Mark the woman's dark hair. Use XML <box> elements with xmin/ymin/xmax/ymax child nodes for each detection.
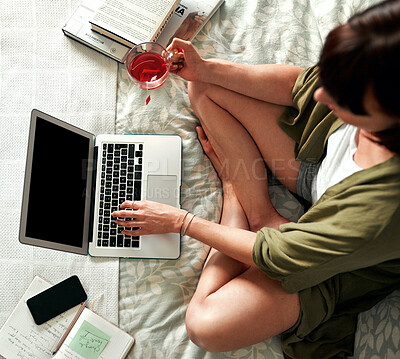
<box><xmin>318</xmin><ymin>0</ymin><xmax>400</xmax><ymax>154</ymax></box>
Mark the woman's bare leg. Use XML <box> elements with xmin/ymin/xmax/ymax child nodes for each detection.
<box><xmin>188</xmin><ymin>81</ymin><xmax>300</xmax><ymax>231</ymax></box>
<box><xmin>186</xmin><ymin>128</ymin><xmax>300</xmax><ymax>352</ymax></box>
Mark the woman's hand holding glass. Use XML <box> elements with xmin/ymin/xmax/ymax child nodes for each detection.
<box><xmin>167</xmin><ymin>39</ymin><xmax>206</xmax><ymax>82</ymax></box>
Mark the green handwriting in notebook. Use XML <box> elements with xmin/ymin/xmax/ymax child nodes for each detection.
<box><xmin>69</xmin><ymin>320</ymin><xmax>110</xmax><ymax>359</ymax></box>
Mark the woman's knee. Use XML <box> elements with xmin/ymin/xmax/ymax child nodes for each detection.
<box><xmin>185</xmin><ymin>300</ymin><xmax>226</xmax><ymax>352</ymax></box>
<box><xmin>185</xmin><ymin>268</ymin><xmax>301</xmax><ymax>352</ymax></box>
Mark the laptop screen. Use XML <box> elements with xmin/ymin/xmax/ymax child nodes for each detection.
<box><xmin>20</xmin><ymin>110</ymin><xmax>94</xmax><ymax>254</ymax></box>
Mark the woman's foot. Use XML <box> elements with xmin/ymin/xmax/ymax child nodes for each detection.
<box><xmin>196</xmin><ymin>126</ymin><xmax>249</xmax><ymax>230</ymax></box>
<box><xmin>196</xmin><ymin>126</ymin><xmax>288</xmax><ymax>231</ymax></box>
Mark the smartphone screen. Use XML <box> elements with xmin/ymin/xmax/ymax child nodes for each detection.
<box><xmin>26</xmin><ymin>275</ymin><xmax>87</xmax><ymax>325</ymax></box>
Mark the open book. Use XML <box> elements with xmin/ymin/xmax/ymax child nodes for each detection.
<box><xmin>157</xmin><ymin>0</ymin><xmax>225</xmax><ymax>48</ymax></box>
<box><xmin>63</xmin><ymin>0</ymin><xmax>224</xmax><ymax>62</ymax></box>
<box><xmin>90</xmin><ymin>0</ymin><xmax>180</xmax><ymax>47</ymax></box>
<box><xmin>0</xmin><ymin>276</ymin><xmax>134</xmax><ymax>359</ymax></box>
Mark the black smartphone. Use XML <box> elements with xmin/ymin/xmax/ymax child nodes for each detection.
<box><xmin>26</xmin><ymin>275</ymin><xmax>87</xmax><ymax>325</ymax></box>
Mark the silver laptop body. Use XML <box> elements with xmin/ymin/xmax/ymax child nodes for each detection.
<box><xmin>19</xmin><ymin>109</ymin><xmax>181</xmax><ymax>259</ymax></box>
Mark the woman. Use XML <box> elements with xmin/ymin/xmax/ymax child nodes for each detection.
<box><xmin>113</xmin><ymin>0</ymin><xmax>400</xmax><ymax>357</ymax></box>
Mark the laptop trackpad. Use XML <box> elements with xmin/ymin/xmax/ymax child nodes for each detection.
<box><xmin>147</xmin><ymin>175</ymin><xmax>178</xmax><ymax>206</ymax></box>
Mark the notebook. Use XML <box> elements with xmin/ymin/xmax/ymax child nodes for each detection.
<box><xmin>19</xmin><ymin>109</ymin><xmax>181</xmax><ymax>259</ymax></box>
<box><xmin>0</xmin><ymin>276</ymin><xmax>135</xmax><ymax>359</ymax></box>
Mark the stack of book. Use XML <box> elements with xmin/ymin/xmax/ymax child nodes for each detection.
<box><xmin>63</xmin><ymin>0</ymin><xmax>225</xmax><ymax>63</ymax></box>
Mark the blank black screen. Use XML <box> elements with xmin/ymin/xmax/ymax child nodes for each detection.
<box><xmin>25</xmin><ymin>117</ymin><xmax>90</xmax><ymax>247</ymax></box>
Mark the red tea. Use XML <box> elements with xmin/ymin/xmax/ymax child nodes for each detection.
<box><xmin>128</xmin><ymin>52</ymin><xmax>168</xmax><ymax>85</ymax></box>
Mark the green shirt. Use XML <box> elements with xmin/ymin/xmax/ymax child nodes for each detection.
<box><xmin>252</xmin><ymin>66</ymin><xmax>400</xmax><ymax>358</ymax></box>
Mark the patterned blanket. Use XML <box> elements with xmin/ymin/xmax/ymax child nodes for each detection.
<box><xmin>115</xmin><ymin>0</ymin><xmax>400</xmax><ymax>358</ymax></box>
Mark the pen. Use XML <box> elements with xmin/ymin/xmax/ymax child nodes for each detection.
<box><xmin>52</xmin><ymin>302</ymin><xmax>86</xmax><ymax>355</ymax></box>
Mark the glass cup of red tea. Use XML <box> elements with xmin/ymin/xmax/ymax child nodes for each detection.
<box><xmin>125</xmin><ymin>42</ymin><xmax>173</xmax><ymax>90</ymax></box>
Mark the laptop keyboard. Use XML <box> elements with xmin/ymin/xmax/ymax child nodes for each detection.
<box><xmin>97</xmin><ymin>142</ymin><xmax>143</xmax><ymax>249</ymax></box>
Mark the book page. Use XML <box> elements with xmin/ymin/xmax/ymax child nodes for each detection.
<box><xmin>157</xmin><ymin>0</ymin><xmax>224</xmax><ymax>47</ymax></box>
<box><xmin>0</xmin><ymin>277</ymin><xmax>81</xmax><ymax>359</ymax></box>
<box><xmin>54</xmin><ymin>308</ymin><xmax>134</xmax><ymax>359</ymax></box>
<box><xmin>92</xmin><ymin>0</ymin><xmax>176</xmax><ymax>43</ymax></box>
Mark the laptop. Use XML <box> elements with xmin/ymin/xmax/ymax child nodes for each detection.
<box><xmin>19</xmin><ymin>109</ymin><xmax>181</xmax><ymax>259</ymax></box>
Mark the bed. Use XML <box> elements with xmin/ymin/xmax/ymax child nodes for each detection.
<box><xmin>1</xmin><ymin>0</ymin><xmax>399</xmax><ymax>358</ymax></box>
<box><xmin>116</xmin><ymin>0</ymin><xmax>400</xmax><ymax>358</ymax></box>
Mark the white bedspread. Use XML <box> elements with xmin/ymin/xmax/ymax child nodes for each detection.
<box><xmin>2</xmin><ymin>0</ymin><xmax>399</xmax><ymax>358</ymax></box>
<box><xmin>0</xmin><ymin>0</ymin><xmax>120</xmax><ymax>326</ymax></box>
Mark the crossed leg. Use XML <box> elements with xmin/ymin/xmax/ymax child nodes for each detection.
<box><xmin>185</xmin><ymin>127</ymin><xmax>300</xmax><ymax>352</ymax></box>
<box><xmin>185</xmin><ymin>80</ymin><xmax>302</xmax><ymax>351</ymax></box>
<box><xmin>188</xmin><ymin>81</ymin><xmax>300</xmax><ymax>231</ymax></box>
